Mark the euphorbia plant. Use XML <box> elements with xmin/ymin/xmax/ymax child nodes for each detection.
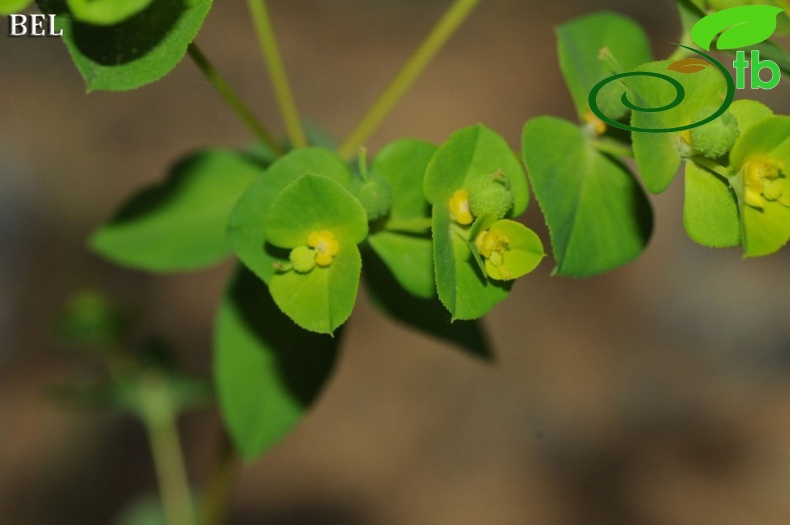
<box><xmin>4</xmin><ymin>0</ymin><xmax>790</xmax><ymax>523</ymax></box>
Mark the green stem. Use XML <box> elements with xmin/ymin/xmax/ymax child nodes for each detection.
<box><xmin>246</xmin><ymin>0</ymin><xmax>307</xmax><ymax>148</ymax></box>
<box><xmin>197</xmin><ymin>432</ymin><xmax>239</xmax><ymax>525</ymax></box>
<box><xmin>692</xmin><ymin>155</ymin><xmax>731</xmax><ymax>179</ymax></box>
<box><xmin>337</xmin><ymin>0</ymin><xmax>482</xmax><ymax>161</ymax></box>
<box><xmin>187</xmin><ymin>44</ymin><xmax>282</xmax><ymax>156</ymax></box>
<box><xmin>140</xmin><ymin>372</ymin><xmax>195</xmax><ymax>525</ymax></box>
<box><xmin>591</xmin><ymin>138</ymin><xmax>634</xmax><ymax>158</ymax></box>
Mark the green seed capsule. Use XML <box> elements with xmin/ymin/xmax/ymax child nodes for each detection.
<box><xmin>467</xmin><ymin>169</ymin><xmax>514</xmax><ymax>220</ymax></box>
<box><xmin>690</xmin><ymin>111</ymin><xmax>740</xmax><ymax>160</ymax></box>
<box><xmin>289</xmin><ymin>245</ymin><xmax>316</xmax><ymax>273</ymax></box>
<box><xmin>350</xmin><ymin>173</ymin><xmax>393</xmax><ymax>221</ymax></box>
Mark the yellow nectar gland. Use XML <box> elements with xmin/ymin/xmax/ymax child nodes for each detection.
<box><xmin>449</xmin><ymin>189</ymin><xmax>473</xmax><ymax>225</ymax></box>
<box><xmin>308</xmin><ymin>230</ymin><xmax>340</xmax><ymax>267</ymax></box>
<box><xmin>743</xmin><ymin>157</ymin><xmax>789</xmax><ymax>209</ymax></box>
<box><xmin>475</xmin><ymin>229</ymin><xmax>511</xmax><ymax>278</ymax></box>
<box><xmin>584</xmin><ymin>108</ymin><xmax>607</xmax><ymax>136</ymax></box>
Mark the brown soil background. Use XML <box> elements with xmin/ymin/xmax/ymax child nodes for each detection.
<box><xmin>2</xmin><ymin>1</ymin><xmax>790</xmax><ymax>524</ymax></box>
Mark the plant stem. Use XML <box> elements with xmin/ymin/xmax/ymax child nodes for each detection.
<box><xmin>141</xmin><ymin>372</ymin><xmax>196</xmax><ymax>525</ymax></box>
<box><xmin>246</xmin><ymin>0</ymin><xmax>307</xmax><ymax>148</ymax></box>
<box><xmin>337</xmin><ymin>0</ymin><xmax>482</xmax><ymax>161</ymax></box>
<box><xmin>692</xmin><ymin>155</ymin><xmax>731</xmax><ymax>179</ymax></box>
<box><xmin>187</xmin><ymin>44</ymin><xmax>282</xmax><ymax>156</ymax></box>
<box><xmin>197</xmin><ymin>432</ymin><xmax>239</xmax><ymax>525</ymax></box>
<box><xmin>592</xmin><ymin>138</ymin><xmax>634</xmax><ymax>158</ymax></box>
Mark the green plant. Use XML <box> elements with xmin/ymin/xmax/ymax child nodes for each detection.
<box><xmin>5</xmin><ymin>0</ymin><xmax>790</xmax><ymax>523</ymax></box>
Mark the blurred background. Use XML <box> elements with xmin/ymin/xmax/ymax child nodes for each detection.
<box><xmin>2</xmin><ymin>0</ymin><xmax>790</xmax><ymax>523</ymax></box>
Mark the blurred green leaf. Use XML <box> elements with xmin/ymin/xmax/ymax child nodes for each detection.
<box><xmin>0</xmin><ymin>0</ymin><xmax>32</xmax><ymax>14</ymax></box>
<box><xmin>556</xmin><ymin>12</ymin><xmax>652</xmax><ymax>119</ymax></box>
<box><xmin>215</xmin><ymin>267</ymin><xmax>339</xmax><ymax>461</ymax></box>
<box><xmin>90</xmin><ymin>150</ymin><xmax>260</xmax><ymax>273</ymax></box>
<box><xmin>56</xmin><ymin>290</ymin><xmax>128</xmax><ymax>349</ymax></box>
<box><xmin>522</xmin><ymin>116</ymin><xmax>653</xmax><ymax>277</ymax></box>
<box><xmin>66</xmin><ymin>0</ymin><xmax>154</xmax><ymax>25</ymax></box>
<box><xmin>37</xmin><ymin>0</ymin><xmax>213</xmax><ymax>92</ymax></box>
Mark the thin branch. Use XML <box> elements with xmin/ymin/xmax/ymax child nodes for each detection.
<box><xmin>337</xmin><ymin>0</ymin><xmax>482</xmax><ymax>161</ymax></box>
<box><xmin>188</xmin><ymin>44</ymin><xmax>282</xmax><ymax>156</ymax></box>
<box><xmin>246</xmin><ymin>0</ymin><xmax>307</xmax><ymax>148</ymax></box>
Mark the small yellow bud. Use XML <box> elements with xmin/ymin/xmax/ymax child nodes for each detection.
<box><xmin>449</xmin><ymin>189</ymin><xmax>473</xmax><ymax>225</ymax></box>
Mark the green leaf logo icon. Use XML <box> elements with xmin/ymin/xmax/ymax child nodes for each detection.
<box><xmin>692</xmin><ymin>5</ymin><xmax>784</xmax><ymax>51</ymax></box>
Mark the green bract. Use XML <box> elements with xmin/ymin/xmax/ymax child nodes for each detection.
<box><xmin>683</xmin><ymin>161</ymin><xmax>741</xmax><ymax>247</ymax></box>
<box><xmin>265</xmin><ymin>175</ymin><xmax>368</xmax><ymax>334</ymax></box>
<box><xmin>38</xmin><ymin>0</ymin><xmax>213</xmax><ymax>92</ymax></box>
<box><xmin>730</xmin><ymin>116</ymin><xmax>790</xmax><ymax>256</ymax></box>
<box><xmin>424</xmin><ymin>124</ymin><xmax>537</xmax><ymax>320</ymax></box>
<box><xmin>522</xmin><ymin>117</ymin><xmax>653</xmax><ymax>277</ymax></box>
<box><xmin>228</xmin><ymin>147</ymin><xmax>352</xmax><ymax>284</ymax></box>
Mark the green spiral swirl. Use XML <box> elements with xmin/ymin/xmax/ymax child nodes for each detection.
<box><xmin>587</xmin><ymin>45</ymin><xmax>736</xmax><ymax>134</ymax></box>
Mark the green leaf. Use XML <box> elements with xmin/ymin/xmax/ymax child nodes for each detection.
<box><xmin>629</xmin><ymin>61</ymin><xmax>730</xmax><ymax>193</ymax></box>
<box><xmin>368</xmin><ymin>233</ymin><xmax>434</xmax><ymax>299</ymax></box>
<box><xmin>265</xmin><ymin>175</ymin><xmax>368</xmax><ymax>334</ymax></box>
<box><xmin>693</xmin><ymin>4</ymin><xmax>785</xmax><ymax>50</ymax></box>
<box><xmin>556</xmin><ymin>11</ymin><xmax>652</xmax><ymax>119</ymax></box>
<box><xmin>522</xmin><ymin>116</ymin><xmax>653</xmax><ymax>277</ymax></box>
<box><xmin>0</xmin><ymin>0</ymin><xmax>32</xmax><ymax>14</ymax></box>
<box><xmin>90</xmin><ymin>150</ymin><xmax>260</xmax><ymax>272</ymax></box>
<box><xmin>215</xmin><ymin>267</ymin><xmax>338</xmax><ymax>462</ymax></box>
<box><xmin>363</xmin><ymin>248</ymin><xmax>492</xmax><ymax>361</ymax></box>
<box><xmin>424</xmin><ymin>124</ymin><xmax>529</xmax><ymax>217</ymax></box>
<box><xmin>66</xmin><ymin>0</ymin><xmax>154</xmax><ymax>25</ymax></box>
<box><xmin>730</xmin><ymin>116</ymin><xmax>790</xmax><ymax>256</ymax></box>
<box><xmin>228</xmin><ymin>147</ymin><xmax>352</xmax><ymax>285</ymax></box>
<box><xmin>431</xmin><ymin>205</ymin><xmax>510</xmax><ymax>320</ymax></box>
<box><xmin>683</xmin><ymin>161</ymin><xmax>741</xmax><ymax>247</ymax></box>
<box><xmin>37</xmin><ymin>0</ymin><xmax>213</xmax><ymax>92</ymax></box>
<box><xmin>368</xmin><ymin>139</ymin><xmax>437</xmax><ymax>298</ymax></box>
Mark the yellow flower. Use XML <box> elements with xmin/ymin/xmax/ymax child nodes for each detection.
<box><xmin>308</xmin><ymin>230</ymin><xmax>340</xmax><ymax>267</ymax></box>
<box><xmin>743</xmin><ymin>157</ymin><xmax>789</xmax><ymax>209</ymax></box>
